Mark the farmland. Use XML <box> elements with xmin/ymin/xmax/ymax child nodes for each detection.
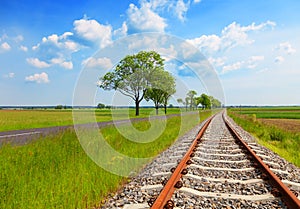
<box><xmin>0</xmin><ymin>108</ymin><xmax>182</xmax><ymax>132</ymax></box>
<box><xmin>0</xmin><ymin>109</ymin><xmax>213</xmax><ymax>208</ymax></box>
<box><xmin>228</xmin><ymin>107</ymin><xmax>300</xmax><ymax>166</ymax></box>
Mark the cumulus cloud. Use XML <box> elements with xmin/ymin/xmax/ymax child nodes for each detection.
<box><xmin>30</xmin><ymin>32</ymin><xmax>79</xmax><ymax>69</ymax></box>
<box><xmin>25</xmin><ymin>72</ymin><xmax>50</xmax><ymax>84</ymax></box>
<box><xmin>26</xmin><ymin>58</ymin><xmax>51</xmax><ymax>68</ymax></box>
<box><xmin>82</xmin><ymin>57</ymin><xmax>113</xmax><ymax>69</ymax></box>
<box><xmin>275</xmin><ymin>42</ymin><xmax>296</xmax><ymax>55</ymax></box>
<box><xmin>188</xmin><ymin>21</ymin><xmax>276</xmax><ymax>55</ymax></box>
<box><xmin>127</xmin><ymin>2</ymin><xmax>167</xmax><ymax>32</ymax></box>
<box><xmin>73</xmin><ymin>18</ymin><xmax>112</xmax><ymax>48</ymax></box>
<box><xmin>51</xmin><ymin>57</ymin><xmax>73</xmax><ymax>70</ymax></box>
<box><xmin>193</xmin><ymin>0</ymin><xmax>201</xmax><ymax>3</ymax></box>
<box><xmin>275</xmin><ymin>56</ymin><xmax>284</xmax><ymax>64</ymax></box>
<box><xmin>113</xmin><ymin>22</ymin><xmax>128</xmax><ymax>38</ymax></box>
<box><xmin>0</xmin><ymin>42</ymin><xmax>11</xmax><ymax>51</ymax></box>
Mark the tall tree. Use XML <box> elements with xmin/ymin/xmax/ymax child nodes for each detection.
<box><xmin>200</xmin><ymin>93</ymin><xmax>211</xmax><ymax>109</ymax></box>
<box><xmin>187</xmin><ymin>90</ymin><xmax>197</xmax><ymax>110</ymax></box>
<box><xmin>145</xmin><ymin>69</ymin><xmax>176</xmax><ymax>115</ymax></box>
<box><xmin>98</xmin><ymin>51</ymin><xmax>164</xmax><ymax>116</ymax></box>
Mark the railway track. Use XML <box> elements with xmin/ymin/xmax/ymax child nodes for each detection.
<box><xmin>102</xmin><ymin>111</ymin><xmax>300</xmax><ymax>209</ymax></box>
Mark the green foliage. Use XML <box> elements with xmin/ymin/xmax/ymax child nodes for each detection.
<box><xmin>187</xmin><ymin>90</ymin><xmax>197</xmax><ymax>110</ymax></box>
<box><xmin>144</xmin><ymin>69</ymin><xmax>176</xmax><ymax>114</ymax></box>
<box><xmin>54</xmin><ymin>105</ymin><xmax>63</xmax><ymax>109</ymax></box>
<box><xmin>97</xmin><ymin>103</ymin><xmax>106</xmax><ymax>109</ymax></box>
<box><xmin>99</xmin><ymin>51</ymin><xmax>165</xmax><ymax>116</ymax></box>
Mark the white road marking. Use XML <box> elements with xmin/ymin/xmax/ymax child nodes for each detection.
<box><xmin>0</xmin><ymin>131</ymin><xmax>41</xmax><ymax>138</ymax></box>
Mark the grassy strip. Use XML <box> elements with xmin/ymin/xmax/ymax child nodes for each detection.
<box><xmin>0</xmin><ymin>111</ymin><xmax>212</xmax><ymax>209</ymax></box>
<box><xmin>0</xmin><ymin>108</ymin><xmax>181</xmax><ymax>132</ymax></box>
<box><xmin>228</xmin><ymin>111</ymin><xmax>300</xmax><ymax>167</ymax></box>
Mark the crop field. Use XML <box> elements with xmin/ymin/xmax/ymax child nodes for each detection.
<box><xmin>0</xmin><ymin>109</ymin><xmax>213</xmax><ymax>209</ymax></box>
<box><xmin>228</xmin><ymin>107</ymin><xmax>300</xmax><ymax>166</ymax></box>
<box><xmin>232</xmin><ymin>106</ymin><xmax>300</xmax><ymax>119</ymax></box>
<box><xmin>0</xmin><ymin>108</ymin><xmax>182</xmax><ymax>132</ymax></box>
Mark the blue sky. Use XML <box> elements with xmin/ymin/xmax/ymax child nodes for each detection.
<box><xmin>0</xmin><ymin>0</ymin><xmax>299</xmax><ymax>106</ymax></box>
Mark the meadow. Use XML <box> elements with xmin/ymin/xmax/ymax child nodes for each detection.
<box><xmin>0</xmin><ymin>108</ymin><xmax>181</xmax><ymax>132</ymax></box>
<box><xmin>228</xmin><ymin>107</ymin><xmax>300</xmax><ymax>167</ymax></box>
<box><xmin>0</xmin><ymin>109</ymin><xmax>213</xmax><ymax>209</ymax></box>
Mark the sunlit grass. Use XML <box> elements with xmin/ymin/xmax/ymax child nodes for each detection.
<box><xmin>228</xmin><ymin>110</ymin><xmax>300</xmax><ymax>167</ymax></box>
<box><xmin>0</xmin><ymin>108</ymin><xmax>181</xmax><ymax>132</ymax></box>
<box><xmin>0</xmin><ymin>110</ymin><xmax>213</xmax><ymax>209</ymax></box>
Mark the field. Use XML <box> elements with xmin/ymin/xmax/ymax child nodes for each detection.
<box><xmin>0</xmin><ymin>109</ymin><xmax>214</xmax><ymax>208</ymax></box>
<box><xmin>0</xmin><ymin>108</ymin><xmax>182</xmax><ymax>132</ymax></box>
<box><xmin>228</xmin><ymin>107</ymin><xmax>300</xmax><ymax>166</ymax></box>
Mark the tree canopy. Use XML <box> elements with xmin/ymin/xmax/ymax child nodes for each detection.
<box><xmin>145</xmin><ymin>69</ymin><xmax>176</xmax><ymax>114</ymax></box>
<box><xmin>98</xmin><ymin>51</ymin><xmax>170</xmax><ymax>116</ymax></box>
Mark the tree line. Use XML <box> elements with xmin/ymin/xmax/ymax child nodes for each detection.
<box><xmin>98</xmin><ymin>51</ymin><xmax>221</xmax><ymax>116</ymax></box>
<box><xmin>177</xmin><ymin>90</ymin><xmax>221</xmax><ymax>111</ymax></box>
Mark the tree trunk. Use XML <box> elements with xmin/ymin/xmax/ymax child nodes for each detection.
<box><xmin>155</xmin><ymin>106</ymin><xmax>159</xmax><ymax>115</ymax></box>
<box><xmin>135</xmin><ymin>100</ymin><xmax>140</xmax><ymax>116</ymax></box>
<box><xmin>164</xmin><ymin>104</ymin><xmax>167</xmax><ymax>114</ymax></box>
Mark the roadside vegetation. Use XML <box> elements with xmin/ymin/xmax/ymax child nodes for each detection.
<box><xmin>0</xmin><ymin>108</ymin><xmax>181</xmax><ymax>132</ymax></box>
<box><xmin>0</xmin><ymin>110</ymin><xmax>213</xmax><ymax>209</ymax></box>
<box><xmin>228</xmin><ymin>107</ymin><xmax>300</xmax><ymax>167</ymax></box>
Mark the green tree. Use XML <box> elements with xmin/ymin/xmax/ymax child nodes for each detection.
<box><xmin>209</xmin><ymin>96</ymin><xmax>221</xmax><ymax>108</ymax></box>
<box><xmin>194</xmin><ymin>96</ymin><xmax>202</xmax><ymax>109</ymax></box>
<box><xmin>97</xmin><ymin>103</ymin><xmax>105</xmax><ymax>109</ymax></box>
<box><xmin>98</xmin><ymin>51</ymin><xmax>164</xmax><ymax>116</ymax></box>
<box><xmin>187</xmin><ymin>90</ymin><xmax>197</xmax><ymax>110</ymax></box>
<box><xmin>145</xmin><ymin>69</ymin><xmax>176</xmax><ymax>115</ymax></box>
<box><xmin>200</xmin><ymin>93</ymin><xmax>211</xmax><ymax>109</ymax></box>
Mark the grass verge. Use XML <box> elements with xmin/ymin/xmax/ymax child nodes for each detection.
<box><xmin>228</xmin><ymin>110</ymin><xmax>300</xmax><ymax>167</ymax></box>
<box><xmin>0</xmin><ymin>110</ymin><xmax>212</xmax><ymax>209</ymax></box>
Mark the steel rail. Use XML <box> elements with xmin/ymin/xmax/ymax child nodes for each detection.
<box><xmin>150</xmin><ymin>115</ymin><xmax>214</xmax><ymax>209</ymax></box>
<box><xmin>223</xmin><ymin>113</ymin><xmax>300</xmax><ymax>209</ymax></box>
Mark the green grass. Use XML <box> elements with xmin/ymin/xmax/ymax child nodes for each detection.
<box><xmin>228</xmin><ymin>110</ymin><xmax>300</xmax><ymax>167</ymax></box>
<box><xmin>0</xmin><ymin>110</ymin><xmax>213</xmax><ymax>209</ymax></box>
<box><xmin>0</xmin><ymin>108</ymin><xmax>181</xmax><ymax>132</ymax></box>
<box><xmin>229</xmin><ymin>107</ymin><xmax>300</xmax><ymax>119</ymax></box>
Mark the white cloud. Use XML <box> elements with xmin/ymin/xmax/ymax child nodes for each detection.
<box><xmin>113</xmin><ymin>22</ymin><xmax>128</xmax><ymax>38</ymax></box>
<box><xmin>51</xmin><ymin>58</ymin><xmax>73</xmax><ymax>70</ymax></box>
<box><xmin>0</xmin><ymin>42</ymin><xmax>11</xmax><ymax>51</ymax></box>
<box><xmin>73</xmin><ymin>18</ymin><xmax>112</xmax><ymax>48</ymax></box>
<box><xmin>19</xmin><ymin>45</ymin><xmax>28</xmax><ymax>52</ymax></box>
<box><xmin>82</xmin><ymin>57</ymin><xmax>113</xmax><ymax>69</ymax></box>
<box><xmin>222</xmin><ymin>61</ymin><xmax>244</xmax><ymax>74</ymax></box>
<box><xmin>208</xmin><ymin>57</ymin><xmax>227</xmax><ymax>67</ymax></box>
<box><xmin>175</xmin><ymin>0</ymin><xmax>190</xmax><ymax>22</ymax></box>
<box><xmin>275</xmin><ymin>42</ymin><xmax>296</xmax><ymax>55</ymax></box>
<box><xmin>221</xmin><ymin>55</ymin><xmax>265</xmax><ymax>74</ymax></box>
<box><xmin>25</xmin><ymin>72</ymin><xmax>50</xmax><ymax>84</ymax></box>
<box><xmin>26</xmin><ymin>58</ymin><xmax>51</xmax><ymax>68</ymax></box>
<box><xmin>127</xmin><ymin>3</ymin><xmax>167</xmax><ymax>32</ymax></box>
<box><xmin>193</xmin><ymin>0</ymin><xmax>201</xmax><ymax>3</ymax></box>
<box><xmin>275</xmin><ymin>56</ymin><xmax>284</xmax><ymax>64</ymax></box>
<box><xmin>188</xmin><ymin>21</ymin><xmax>276</xmax><ymax>55</ymax></box>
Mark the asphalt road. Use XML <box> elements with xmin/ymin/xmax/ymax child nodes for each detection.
<box><xmin>0</xmin><ymin>113</ymin><xmax>190</xmax><ymax>146</ymax></box>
